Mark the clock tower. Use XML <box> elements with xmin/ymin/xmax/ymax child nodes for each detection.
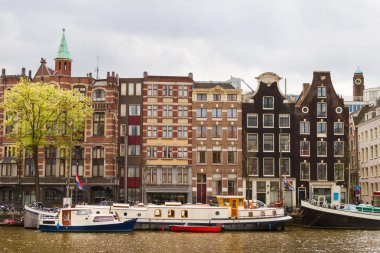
<box><xmin>353</xmin><ymin>67</ymin><xmax>364</xmax><ymax>101</ymax></box>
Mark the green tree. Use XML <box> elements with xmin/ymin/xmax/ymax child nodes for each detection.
<box><xmin>2</xmin><ymin>78</ymin><xmax>93</xmax><ymax>201</ymax></box>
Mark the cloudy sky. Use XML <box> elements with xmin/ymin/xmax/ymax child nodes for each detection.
<box><xmin>1</xmin><ymin>0</ymin><xmax>379</xmax><ymax>97</ymax></box>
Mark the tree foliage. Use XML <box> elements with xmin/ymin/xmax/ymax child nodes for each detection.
<box><xmin>2</xmin><ymin>78</ymin><xmax>93</xmax><ymax>200</ymax></box>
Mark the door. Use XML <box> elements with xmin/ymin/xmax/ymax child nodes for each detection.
<box><xmin>62</xmin><ymin>210</ymin><xmax>71</xmax><ymax>226</ymax></box>
<box><xmin>298</xmin><ymin>187</ymin><xmax>306</xmax><ymax>206</ymax></box>
<box><xmin>230</xmin><ymin>199</ymin><xmax>238</xmax><ymax>218</ymax></box>
<box><xmin>196</xmin><ymin>173</ymin><xmax>206</xmax><ymax>203</ymax></box>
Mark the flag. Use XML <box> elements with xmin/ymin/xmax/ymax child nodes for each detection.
<box><xmin>283</xmin><ymin>176</ymin><xmax>294</xmax><ymax>191</ymax></box>
<box><xmin>76</xmin><ymin>174</ymin><xmax>84</xmax><ymax>190</ymax></box>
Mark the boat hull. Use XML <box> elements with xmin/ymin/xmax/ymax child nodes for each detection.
<box><xmin>170</xmin><ymin>225</ymin><xmax>222</xmax><ymax>232</ymax></box>
<box><xmin>300</xmin><ymin>201</ymin><xmax>380</xmax><ymax>229</ymax></box>
<box><xmin>39</xmin><ymin>219</ymin><xmax>137</xmax><ymax>232</ymax></box>
<box><xmin>24</xmin><ymin>206</ymin><xmax>56</xmax><ymax>229</ymax></box>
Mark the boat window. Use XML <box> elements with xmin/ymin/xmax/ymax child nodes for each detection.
<box><xmin>215</xmin><ymin>211</ymin><xmax>220</xmax><ymax>216</ymax></box>
<box><xmin>154</xmin><ymin>209</ymin><xmax>162</xmax><ymax>217</ymax></box>
<box><xmin>168</xmin><ymin>209</ymin><xmax>175</xmax><ymax>218</ymax></box>
<box><xmin>260</xmin><ymin>211</ymin><xmax>265</xmax><ymax>217</ymax></box>
<box><xmin>181</xmin><ymin>210</ymin><xmax>188</xmax><ymax>218</ymax></box>
<box><xmin>76</xmin><ymin>210</ymin><xmax>88</xmax><ymax>215</ymax></box>
<box><xmin>124</xmin><ymin>212</ymin><xmax>128</xmax><ymax>217</ymax></box>
<box><xmin>248</xmin><ymin>212</ymin><xmax>253</xmax><ymax>217</ymax></box>
<box><xmin>239</xmin><ymin>199</ymin><xmax>243</xmax><ymax>206</ymax></box>
<box><xmin>93</xmin><ymin>216</ymin><xmax>114</xmax><ymax>222</ymax></box>
<box><xmin>272</xmin><ymin>210</ymin><xmax>277</xmax><ymax>216</ymax></box>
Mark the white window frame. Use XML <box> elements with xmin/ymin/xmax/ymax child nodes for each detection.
<box><xmin>247</xmin><ymin>113</ymin><xmax>258</xmax><ymax>128</ymax></box>
<box><xmin>263</xmin><ymin>157</ymin><xmax>274</xmax><ymax>176</ymax></box>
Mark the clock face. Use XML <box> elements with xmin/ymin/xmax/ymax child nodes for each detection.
<box><xmin>355</xmin><ymin>78</ymin><xmax>362</xmax><ymax>85</ymax></box>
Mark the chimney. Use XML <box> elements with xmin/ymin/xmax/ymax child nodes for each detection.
<box><xmin>89</xmin><ymin>72</ymin><xmax>92</xmax><ymax>78</ymax></box>
<box><xmin>112</xmin><ymin>71</ymin><xmax>115</xmax><ymax>77</ymax></box>
<box><xmin>303</xmin><ymin>83</ymin><xmax>310</xmax><ymax>94</ymax></box>
<box><xmin>21</xmin><ymin>67</ymin><xmax>26</xmax><ymax>76</ymax></box>
<box><xmin>28</xmin><ymin>70</ymin><xmax>32</xmax><ymax>78</ymax></box>
<box><xmin>1</xmin><ymin>68</ymin><xmax>5</xmax><ymax>76</ymax></box>
<box><xmin>143</xmin><ymin>71</ymin><xmax>148</xmax><ymax>78</ymax></box>
<box><xmin>107</xmin><ymin>72</ymin><xmax>110</xmax><ymax>78</ymax></box>
<box><xmin>188</xmin><ymin>72</ymin><xmax>193</xmax><ymax>79</ymax></box>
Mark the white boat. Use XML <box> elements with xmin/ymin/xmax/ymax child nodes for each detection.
<box><xmin>38</xmin><ymin>207</ymin><xmax>137</xmax><ymax>232</ymax></box>
<box><xmin>300</xmin><ymin>200</ymin><xmax>380</xmax><ymax>229</ymax></box>
<box><xmin>24</xmin><ymin>203</ymin><xmax>59</xmax><ymax>229</ymax></box>
<box><xmin>78</xmin><ymin>196</ymin><xmax>292</xmax><ymax>231</ymax></box>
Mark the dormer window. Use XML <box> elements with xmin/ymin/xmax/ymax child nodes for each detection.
<box><xmin>92</xmin><ymin>89</ymin><xmax>106</xmax><ymax>102</ymax></box>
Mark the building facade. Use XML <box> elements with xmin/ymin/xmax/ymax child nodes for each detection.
<box><xmin>295</xmin><ymin>71</ymin><xmax>349</xmax><ymax>205</ymax></box>
<box><xmin>142</xmin><ymin>73</ymin><xmax>193</xmax><ymax>204</ymax></box>
<box><xmin>192</xmin><ymin>82</ymin><xmax>243</xmax><ymax>203</ymax></box>
<box><xmin>242</xmin><ymin>72</ymin><xmax>296</xmax><ymax>207</ymax></box>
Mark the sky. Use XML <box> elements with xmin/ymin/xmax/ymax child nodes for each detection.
<box><xmin>1</xmin><ymin>0</ymin><xmax>380</xmax><ymax>97</ymax></box>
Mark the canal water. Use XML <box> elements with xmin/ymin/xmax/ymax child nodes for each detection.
<box><xmin>0</xmin><ymin>226</ymin><xmax>379</xmax><ymax>253</ymax></box>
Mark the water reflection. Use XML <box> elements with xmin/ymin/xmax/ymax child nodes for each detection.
<box><xmin>0</xmin><ymin>227</ymin><xmax>379</xmax><ymax>253</ymax></box>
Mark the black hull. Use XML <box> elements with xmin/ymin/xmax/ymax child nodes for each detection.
<box><xmin>301</xmin><ymin>202</ymin><xmax>380</xmax><ymax>229</ymax></box>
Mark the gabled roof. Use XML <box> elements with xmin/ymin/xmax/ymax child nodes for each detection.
<box><xmin>33</xmin><ymin>58</ymin><xmax>55</xmax><ymax>79</ymax></box>
<box><xmin>55</xmin><ymin>29</ymin><xmax>71</xmax><ymax>60</ymax></box>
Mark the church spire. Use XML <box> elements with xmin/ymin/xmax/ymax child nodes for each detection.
<box><xmin>56</xmin><ymin>28</ymin><xmax>72</xmax><ymax>60</ymax></box>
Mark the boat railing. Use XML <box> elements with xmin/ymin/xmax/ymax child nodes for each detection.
<box><xmin>39</xmin><ymin>213</ymin><xmax>58</xmax><ymax>221</ymax></box>
<box><xmin>308</xmin><ymin>200</ymin><xmax>380</xmax><ymax>215</ymax></box>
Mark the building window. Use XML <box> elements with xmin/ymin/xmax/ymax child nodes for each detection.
<box><xmin>162</xmin><ymin>85</ymin><xmax>173</xmax><ymax>96</ymax></box>
<box><xmin>145</xmin><ymin>167</ymin><xmax>157</xmax><ymax>183</ymax></box>
<box><xmin>71</xmin><ymin>146</ymin><xmax>84</xmax><ymax>177</ymax></box>
<box><xmin>196</xmin><ymin>125</ymin><xmax>207</xmax><ymax>139</ymax></box>
<box><xmin>227</xmin><ymin>108</ymin><xmax>237</xmax><ymax>119</ymax></box>
<box><xmin>212</xmin><ymin>147</ymin><xmax>222</xmax><ymax>164</ymax></box>
<box><xmin>129</xmin><ymin>105</ymin><xmax>140</xmax><ymax>116</ymax></box>
<box><xmin>247</xmin><ymin>133</ymin><xmax>258</xmax><ymax>151</ymax></box>
<box><xmin>147</xmin><ymin>126</ymin><xmax>157</xmax><ymax>137</ymax></box>
<box><xmin>163</xmin><ymin>105</ymin><xmax>173</xmax><ymax>117</ymax></box>
<box><xmin>120</xmin><ymin>124</ymin><xmax>126</xmax><ymax>136</ymax></box>
<box><xmin>228</xmin><ymin>147</ymin><xmax>237</xmax><ymax>164</ymax></box>
<box><xmin>128</xmin><ymin>166</ymin><xmax>139</xmax><ymax>178</ymax></box>
<box><xmin>197</xmin><ymin>108</ymin><xmax>207</xmax><ymax>118</ymax></box>
<box><xmin>317</xmin><ymin>163</ymin><xmax>327</xmax><ymax>181</ymax></box>
<box><xmin>178</xmin><ymin>106</ymin><xmax>188</xmax><ymax>117</ymax></box>
<box><xmin>73</xmin><ymin>85</ymin><xmax>86</xmax><ymax>96</ymax></box>
<box><xmin>162</xmin><ymin>146</ymin><xmax>173</xmax><ymax>159</ymax></box>
<box><xmin>128</xmin><ymin>145</ymin><xmax>140</xmax><ymax>156</ymax></box>
<box><xmin>93</xmin><ymin>112</ymin><xmax>105</xmax><ymax>136</ymax></box>
<box><xmin>120</xmin><ymin>144</ymin><xmax>125</xmax><ymax>157</ymax></box>
<box><xmin>334</xmin><ymin>141</ymin><xmax>344</xmax><ymax>157</ymax></box>
<box><xmin>227</xmin><ymin>125</ymin><xmax>237</xmax><ymax>139</ymax></box>
<box><xmin>263</xmin><ymin>134</ymin><xmax>274</xmax><ymax>152</ymax></box>
<box><xmin>263</xmin><ymin>114</ymin><xmax>274</xmax><ymax>128</ymax></box>
<box><xmin>0</xmin><ymin>163</ymin><xmax>17</xmax><ymax>177</ymax></box>
<box><xmin>120</xmin><ymin>104</ymin><xmax>127</xmax><ymax>117</ymax></box>
<box><xmin>162</xmin><ymin>126</ymin><xmax>173</xmax><ymax>138</ymax></box>
<box><xmin>317</xmin><ymin>102</ymin><xmax>327</xmax><ymax>118</ymax></box>
<box><xmin>228</xmin><ymin>174</ymin><xmax>237</xmax><ymax>195</ymax></box>
<box><xmin>317</xmin><ymin>141</ymin><xmax>327</xmax><ymax>156</ymax></box>
<box><xmin>213</xmin><ymin>94</ymin><xmax>221</xmax><ymax>101</ymax></box>
<box><xmin>300</xmin><ymin>141</ymin><xmax>310</xmax><ymax>156</ymax></box>
<box><xmin>162</xmin><ymin>168</ymin><xmax>172</xmax><ymax>183</ymax></box>
<box><xmin>178</xmin><ymin>126</ymin><xmax>188</xmax><ymax>139</ymax></box>
<box><xmin>59</xmin><ymin>148</ymin><xmax>66</xmax><ymax>177</ymax></box>
<box><xmin>317</xmin><ymin>122</ymin><xmax>327</xmax><ymax>137</ymax></box>
<box><xmin>92</xmin><ymin>146</ymin><xmax>104</xmax><ymax>177</ymax></box>
<box><xmin>317</xmin><ymin>86</ymin><xmax>326</xmax><ymax>97</ymax></box>
<box><xmin>279</xmin><ymin>114</ymin><xmax>290</xmax><ymax>128</ymax></box>
<box><xmin>135</xmin><ymin>83</ymin><xmax>141</xmax><ymax>96</ymax></box>
<box><xmin>45</xmin><ymin>148</ymin><xmax>57</xmax><ymax>177</ymax></box>
<box><xmin>212</xmin><ymin>108</ymin><xmax>222</xmax><ymax>118</ymax></box>
<box><xmin>247</xmin><ymin>156</ymin><xmax>258</xmax><ymax>176</ymax></box>
<box><xmin>25</xmin><ymin>150</ymin><xmax>35</xmax><ymax>177</ymax></box>
<box><xmin>227</xmin><ymin>94</ymin><xmax>237</xmax><ymax>101</ymax></box>
<box><xmin>263</xmin><ymin>96</ymin><xmax>274</xmax><ymax>109</ymax></box>
<box><xmin>177</xmin><ymin>147</ymin><xmax>188</xmax><ymax>159</ymax></box>
<box><xmin>334</xmin><ymin>163</ymin><xmax>344</xmax><ymax>181</ymax></box>
<box><xmin>197</xmin><ymin>147</ymin><xmax>206</xmax><ymax>164</ymax></box>
<box><xmin>279</xmin><ymin>134</ymin><xmax>290</xmax><ymax>152</ymax></box>
<box><xmin>128</xmin><ymin>83</ymin><xmax>134</xmax><ymax>96</ymax></box>
<box><xmin>177</xmin><ymin>168</ymin><xmax>188</xmax><ymax>183</ymax></box>
<box><xmin>147</xmin><ymin>105</ymin><xmax>157</xmax><ymax>117</ymax></box>
<box><xmin>334</xmin><ymin>122</ymin><xmax>344</xmax><ymax>135</ymax></box>
<box><xmin>197</xmin><ymin>94</ymin><xmax>207</xmax><ymax>101</ymax></box>
<box><xmin>178</xmin><ymin>85</ymin><xmax>188</xmax><ymax>97</ymax></box>
<box><xmin>300</xmin><ymin>163</ymin><xmax>310</xmax><ymax>181</ymax></box>
<box><xmin>280</xmin><ymin>158</ymin><xmax>290</xmax><ymax>176</ymax></box>
<box><xmin>129</xmin><ymin>125</ymin><xmax>140</xmax><ymax>136</ymax></box>
<box><xmin>263</xmin><ymin>158</ymin><xmax>274</xmax><ymax>176</ymax></box>
<box><xmin>300</xmin><ymin>121</ymin><xmax>310</xmax><ymax>134</ymax></box>
<box><xmin>147</xmin><ymin>84</ymin><xmax>158</xmax><ymax>96</ymax></box>
<box><xmin>247</xmin><ymin>113</ymin><xmax>258</xmax><ymax>128</ymax></box>
<box><xmin>147</xmin><ymin>147</ymin><xmax>157</xmax><ymax>159</ymax></box>
<box><xmin>212</xmin><ymin>174</ymin><xmax>222</xmax><ymax>195</ymax></box>
<box><xmin>92</xmin><ymin>89</ymin><xmax>106</xmax><ymax>102</ymax></box>
<box><xmin>212</xmin><ymin>125</ymin><xmax>222</xmax><ymax>139</ymax></box>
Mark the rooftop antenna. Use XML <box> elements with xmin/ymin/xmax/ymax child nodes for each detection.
<box><xmin>95</xmin><ymin>56</ymin><xmax>99</xmax><ymax>79</ymax></box>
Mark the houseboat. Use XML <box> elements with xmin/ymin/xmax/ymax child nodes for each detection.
<box><xmin>300</xmin><ymin>200</ymin><xmax>380</xmax><ymax>229</ymax></box>
<box><xmin>24</xmin><ymin>203</ymin><xmax>58</xmax><ymax>229</ymax></box>
<box><xmin>79</xmin><ymin>196</ymin><xmax>292</xmax><ymax>231</ymax></box>
<box><xmin>38</xmin><ymin>207</ymin><xmax>137</xmax><ymax>232</ymax></box>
